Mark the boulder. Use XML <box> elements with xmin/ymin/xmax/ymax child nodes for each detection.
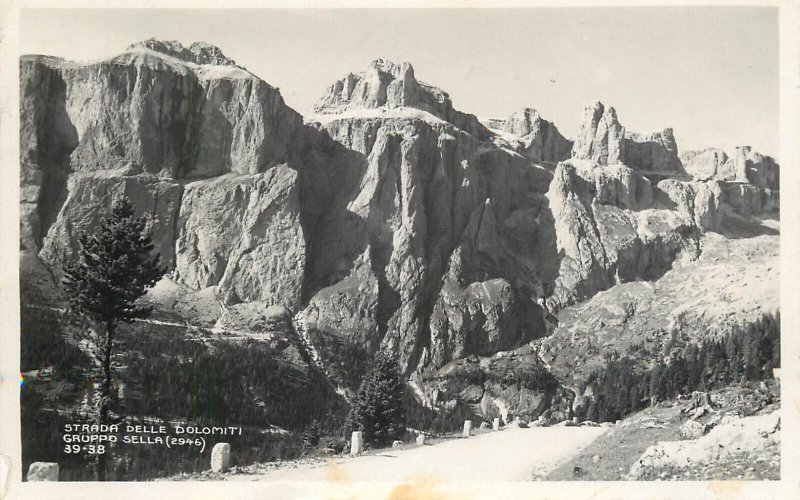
<box><xmin>392</xmin><ymin>440</ymin><xmax>403</xmax><ymax>449</ymax></box>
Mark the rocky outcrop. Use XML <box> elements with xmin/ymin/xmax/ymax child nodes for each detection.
<box><xmin>125</xmin><ymin>39</ymin><xmax>241</xmax><ymax>67</ymax></box>
<box><xmin>544</xmin><ymin>159</ymin><xmax>701</xmax><ymax>310</ymax></box>
<box><xmin>654</xmin><ymin>178</ymin><xmax>723</xmax><ymax>230</ymax></box>
<box><xmin>425</xmin><ymin>197</ymin><xmax>549</xmax><ymax>369</ymax></box>
<box><xmin>681</xmin><ymin>146</ymin><xmax>779</xmax><ymax>190</ymax></box>
<box><xmin>483</xmin><ymin>108</ymin><xmax>573</xmax><ymax>163</ymax></box>
<box><xmin>571</xmin><ymin>102</ymin><xmax>683</xmax><ymax>173</ymax></box>
<box><xmin>572</xmin><ymin>101</ymin><xmax>626</xmax><ymax>166</ymax></box>
<box><xmin>624</xmin><ymin>129</ymin><xmax>683</xmax><ymax>173</ymax></box>
<box><xmin>680</xmin><ymin>147</ymin><xmax>779</xmax><ymax>215</ymax></box>
<box><xmin>628</xmin><ymin>411</ymin><xmax>780</xmax><ymax>480</ymax></box>
<box><xmin>429</xmin><ymin>277</ymin><xmax>526</xmax><ymax>367</ymax></box>
<box><xmin>19</xmin><ymin>57</ymin><xmax>77</xmax><ymax>251</ymax></box>
<box><xmin>721</xmin><ymin>183</ymin><xmax>779</xmax><ymax>216</ymax></box>
<box><xmin>418</xmin><ymin>345</ymin><xmax>573</xmax><ymax>423</ymax></box>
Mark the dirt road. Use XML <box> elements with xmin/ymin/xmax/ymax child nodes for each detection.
<box><xmin>231</xmin><ymin>425</ymin><xmax>606</xmax><ymax>483</ymax></box>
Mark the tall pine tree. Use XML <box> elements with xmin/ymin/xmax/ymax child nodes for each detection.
<box><xmin>346</xmin><ymin>351</ymin><xmax>406</xmax><ymax>447</ymax></box>
<box><xmin>62</xmin><ymin>197</ymin><xmax>163</xmax><ymax>480</ymax></box>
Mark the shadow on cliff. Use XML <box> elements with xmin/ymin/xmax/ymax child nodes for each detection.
<box><xmin>292</xmin><ymin>125</ymin><xmax>371</xmax><ymax>298</ymax></box>
<box><xmin>715</xmin><ymin>212</ymin><xmax>780</xmax><ymax>239</ymax></box>
<box><xmin>22</xmin><ymin>65</ymin><xmax>78</xmax><ymax>251</ymax></box>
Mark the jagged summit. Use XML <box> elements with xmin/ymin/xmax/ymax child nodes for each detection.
<box><xmin>572</xmin><ymin>100</ymin><xmax>683</xmax><ymax>173</ymax></box>
<box><xmin>125</xmin><ymin>38</ymin><xmax>240</xmax><ymax>67</ymax></box>
<box><xmin>312</xmin><ymin>58</ymin><xmax>487</xmax><ymax>138</ymax></box>
<box><xmin>482</xmin><ymin>108</ymin><xmax>573</xmax><ymax>164</ymax></box>
<box><xmin>313</xmin><ymin>58</ymin><xmax>448</xmax><ymax>113</ymax></box>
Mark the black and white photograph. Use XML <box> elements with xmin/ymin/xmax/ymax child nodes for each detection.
<box><xmin>1</xmin><ymin>2</ymin><xmax>798</xmax><ymax>499</ymax></box>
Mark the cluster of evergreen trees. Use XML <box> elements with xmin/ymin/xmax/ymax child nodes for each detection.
<box><xmin>345</xmin><ymin>351</ymin><xmax>406</xmax><ymax>447</ymax></box>
<box><xmin>577</xmin><ymin>313</ymin><xmax>780</xmax><ymax>423</ymax></box>
<box><xmin>120</xmin><ymin>328</ymin><xmax>342</xmax><ymax>431</ymax></box>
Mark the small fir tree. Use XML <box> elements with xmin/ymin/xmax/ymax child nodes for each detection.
<box><xmin>346</xmin><ymin>351</ymin><xmax>406</xmax><ymax>447</ymax></box>
<box><xmin>302</xmin><ymin>419</ymin><xmax>321</xmax><ymax>450</ymax></box>
<box><xmin>62</xmin><ymin>197</ymin><xmax>163</xmax><ymax>480</ymax></box>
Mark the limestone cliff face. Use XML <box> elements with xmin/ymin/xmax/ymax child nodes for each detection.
<box><xmin>681</xmin><ymin>146</ymin><xmax>779</xmax><ymax>190</ymax></box>
<box><xmin>21</xmin><ymin>41</ymin><xmax>304</xmax><ymax>264</ymax></box>
<box><xmin>572</xmin><ymin>101</ymin><xmax>626</xmax><ymax>166</ymax></box>
<box><xmin>39</xmin><ymin>173</ymin><xmax>183</xmax><ymax>269</ymax></box>
<box><xmin>298</xmin><ymin>115</ymin><xmax>497</xmax><ymax>375</ymax></box>
<box><xmin>680</xmin><ymin>147</ymin><xmax>780</xmax><ymax>215</ymax></box>
<box><xmin>19</xmin><ymin>42</ymin><xmax>780</xmax><ymax>422</ymax></box>
<box><xmin>174</xmin><ymin>167</ymin><xmax>305</xmax><ymax>307</ymax></box>
<box><xmin>544</xmin><ymin>159</ymin><xmax>703</xmax><ymax>311</ymax></box>
<box><xmin>304</xmin><ymin>69</ymin><xmax>564</xmax><ymax>375</ymax></box>
<box><xmin>483</xmin><ymin>108</ymin><xmax>573</xmax><ymax>163</ymax></box>
<box><xmin>571</xmin><ymin>101</ymin><xmax>683</xmax><ymax>173</ymax></box>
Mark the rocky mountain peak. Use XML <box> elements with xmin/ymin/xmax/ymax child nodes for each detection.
<box><xmin>313</xmin><ymin>58</ymin><xmax>446</xmax><ymax>113</ymax></box>
<box><xmin>571</xmin><ymin>100</ymin><xmax>684</xmax><ymax>173</ymax></box>
<box><xmin>484</xmin><ymin>108</ymin><xmax>543</xmax><ymax>136</ymax></box>
<box><xmin>572</xmin><ymin>101</ymin><xmax>625</xmax><ymax>165</ymax></box>
<box><xmin>125</xmin><ymin>38</ymin><xmax>240</xmax><ymax>67</ymax></box>
<box><xmin>312</xmin><ymin>58</ymin><xmax>489</xmax><ymax>139</ymax></box>
<box><xmin>369</xmin><ymin>58</ymin><xmax>415</xmax><ymax>78</ymax></box>
<box><xmin>482</xmin><ymin>108</ymin><xmax>572</xmax><ymax>163</ymax></box>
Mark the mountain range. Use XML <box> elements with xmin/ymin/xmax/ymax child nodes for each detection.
<box><xmin>20</xmin><ymin>39</ymin><xmax>780</xmax><ymax>424</ymax></box>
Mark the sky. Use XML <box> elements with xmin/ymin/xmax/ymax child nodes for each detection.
<box><xmin>20</xmin><ymin>7</ymin><xmax>778</xmax><ymax>157</ymax></box>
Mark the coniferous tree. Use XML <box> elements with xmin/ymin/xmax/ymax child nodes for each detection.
<box><xmin>62</xmin><ymin>197</ymin><xmax>163</xmax><ymax>480</ymax></box>
<box><xmin>302</xmin><ymin>419</ymin><xmax>321</xmax><ymax>449</ymax></box>
<box><xmin>345</xmin><ymin>351</ymin><xmax>406</xmax><ymax>447</ymax></box>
